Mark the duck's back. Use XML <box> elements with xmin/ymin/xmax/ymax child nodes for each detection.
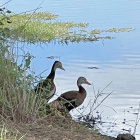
<box><xmin>57</xmin><ymin>91</ymin><xmax>78</xmax><ymax>111</ymax></box>
<box><xmin>60</xmin><ymin>91</ymin><xmax>78</xmax><ymax>100</ymax></box>
<box><xmin>35</xmin><ymin>78</ymin><xmax>56</xmax><ymax>99</ymax></box>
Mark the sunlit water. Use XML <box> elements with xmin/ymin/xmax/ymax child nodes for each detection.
<box><xmin>2</xmin><ymin>0</ymin><xmax>140</xmax><ymax>139</ymax></box>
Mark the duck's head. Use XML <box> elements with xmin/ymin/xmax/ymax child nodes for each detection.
<box><xmin>53</xmin><ymin>61</ymin><xmax>65</xmax><ymax>71</ymax></box>
<box><xmin>77</xmin><ymin>77</ymin><xmax>91</xmax><ymax>86</ymax></box>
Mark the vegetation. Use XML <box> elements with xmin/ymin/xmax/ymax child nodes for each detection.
<box><xmin>0</xmin><ymin>8</ymin><xmax>47</xmax><ymax>123</ymax></box>
<box><xmin>0</xmin><ymin>123</ymin><xmax>24</xmax><ymax>140</ymax></box>
<box><xmin>91</xmin><ymin>28</ymin><xmax>134</xmax><ymax>34</ymax></box>
<box><xmin>0</xmin><ymin>8</ymin><xmax>134</xmax><ymax>44</ymax></box>
<box><xmin>0</xmin><ymin>7</ymin><xmax>135</xmax><ymax>140</ymax></box>
<box><xmin>0</xmin><ymin>9</ymin><xmax>91</xmax><ymax>43</ymax></box>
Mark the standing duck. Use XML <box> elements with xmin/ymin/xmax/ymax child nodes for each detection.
<box><xmin>57</xmin><ymin>77</ymin><xmax>91</xmax><ymax>111</ymax></box>
<box><xmin>35</xmin><ymin>61</ymin><xmax>65</xmax><ymax>101</ymax></box>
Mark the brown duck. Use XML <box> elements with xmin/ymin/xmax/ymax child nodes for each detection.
<box><xmin>57</xmin><ymin>77</ymin><xmax>91</xmax><ymax>111</ymax></box>
<box><xmin>35</xmin><ymin>61</ymin><xmax>65</xmax><ymax>101</ymax></box>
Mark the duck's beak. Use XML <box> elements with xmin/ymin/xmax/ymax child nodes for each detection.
<box><xmin>85</xmin><ymin>80</ymin><xmax>91</xmax><ymax>85</ymax></box>
<box><xmin>60</xmin><ymin>67</ymin><xmax>65</xmax><ymax>71</ymax></box>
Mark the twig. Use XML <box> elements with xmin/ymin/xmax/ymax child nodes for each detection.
<box><xmin>91</xmin><ymin>91</ymin><xmax>113</xmax><ymax>114</ymax></box>
<box><xmin>54</xmin><ymin>93</ymin><xmax>84</xmax><ymax>117</ymax></box>
<box><xmin>34</xmin><ymin>68</ymin><xmax>49</xmax><ymax>78</ymax></box>
<box><xmin>17</xmin><ymin>7</ymin><xmax>42</xmax><ymax>15</ymax></box>
<box><xmin>0</xmin><ymin>0</ymin><xmax>12</xmax><ymax>7</ymax></box>
<box><xmin>132</xmin><ymin>102</ymin><xmax>140</xmax><ymax>136</ymax></box>
<box><xmin>88</xmin><ymin>82</ymin><xmax>113</xmax><ymax>115</ymax></box>
<box><xmin>53</xmin><ymin>93</ymin><xmax>97</xmax><ymax>128</ymax></box>
<box><xmin>100</xmin><ymin>81</ymin><xmax>112</xmax><ymax>93</ymax></box>
<box><xmin>102</xmin><ymin>105</ymin><xmax>117</xmax><ymax>113</ymax></box>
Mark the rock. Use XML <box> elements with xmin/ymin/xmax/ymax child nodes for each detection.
<box><xmin>117</xmin><ymin>133</ymin><xmax>135</xmax><ymax>140</ymax></box>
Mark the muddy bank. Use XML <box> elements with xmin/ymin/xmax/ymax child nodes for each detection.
<box><xmin>1</xmin><ymin>113</ymin><xmax>135</xmax><ymax>140</ymax></box>
<box><xmin>2</xmin><ymin>115</ymin><xmax>115</xmax><ymax>140</ymax></box>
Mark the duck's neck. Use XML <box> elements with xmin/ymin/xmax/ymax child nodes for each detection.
<box><xmin>47</xmin><ymin>64</ymin><xmax>56</xmax><ymax>80</ymax></box>
<box><xmin>78</xmin><ymin>85</ymin><xmax>86</xmax><ymax>94</ymax></box>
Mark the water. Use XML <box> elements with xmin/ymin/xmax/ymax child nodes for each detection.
<box><xmin>2</xmin><ymin>0</ymin><xmax>140</xmax><ymax>139</ymax></box>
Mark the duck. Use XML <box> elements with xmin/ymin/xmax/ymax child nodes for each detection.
<box><xmin>35</xmin><ymin>61</ymin><xmax>65</xmax><ymax>101</ymax></box>
<box><xmin>56</xmin><ymin>77</ymin><xmax>91</xmax><ymax>111</ymax></box>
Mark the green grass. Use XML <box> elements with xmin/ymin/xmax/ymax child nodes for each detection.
<box><xmin>0</xmin><ymin>45</ymin><xmax>47</xmax><ymax>122</ymax></box>
<box><xmin>0</xmin><ymin>11</ymin><xmax>51</xmax><ymax>123</ymax></box>
<box><xmin>0</xmin><ymin>11</ymin><xmax>134</xmax><ymax>44</ymax></box>
<box><xmin>0</xmin><ymin>8</ymin><xmax>135</xmax><ymax>123</ymax></box>
<box><xmin>0</xmin><ymin>12</ymin><xmax>90</xmax><ymax>43</ymax></box>
<box><xmin>91</xmin><ymin>28</ymin><xmax>134</xmax><ymax>34</ymax></box>
<box><xmin>0</xmin><ymin>123</ymin><xmax>25</xmax><ymax>140</ymax></box>
<box><xmin>0</xmin><ymin>9</ymin><xmax>134</xmax><ymax>140</ymax></box>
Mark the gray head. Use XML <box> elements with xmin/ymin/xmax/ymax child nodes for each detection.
<box><xmin>77</xmin><ymin>77</ymin><xmax>91</xmax><ymax>86</ymax></box>
<box><xmin>53</xmin><ymin>61</ymin><xmax>65</xmax><ymax>71</ymax></box>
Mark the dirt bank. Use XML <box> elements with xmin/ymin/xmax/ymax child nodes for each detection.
<box><xmin>2</xmin><ymin>114</ymin><xmax>116</xmax><ymax>140</ymax></box>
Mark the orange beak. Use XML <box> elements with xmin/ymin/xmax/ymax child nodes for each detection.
<box><xmin>85</xmin><ymin>80</ymin><xmax>91</xmax><ymax>85</ymax></box>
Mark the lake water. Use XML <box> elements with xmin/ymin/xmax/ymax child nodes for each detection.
<box><xmin>3</xmin><ymin>0</ymin><xmax>140</xmax><ymax>139</ymax></box>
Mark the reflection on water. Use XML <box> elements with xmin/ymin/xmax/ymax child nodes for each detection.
<box><xmin>5</xmin><ymin>0</ymin><xmax>140</xmax><ymax>139</ymax></box>
<box><xmin>29</xmin><ymin>43</ymin><xmax>140</xmax><ymax>138</ymax></box>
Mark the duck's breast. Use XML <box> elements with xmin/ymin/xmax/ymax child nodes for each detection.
<box><xmin>60</xmin><ymin>91</ymin><xmax>78</xmax><ymax>100</ymax></box>
<box><xmin>76</xmin><ymin>93</ymin><xmax>86</xmax><ymax>106</ymax></box>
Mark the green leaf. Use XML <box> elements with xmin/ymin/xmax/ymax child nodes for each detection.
<box><xmin>25</xmin><ymin>55</ymin><xmax>32</xmax><ymax>69</ymax></box>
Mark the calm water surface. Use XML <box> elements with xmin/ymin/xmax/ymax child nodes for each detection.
<box><xmin>3</xmin><ymin>0</ymin><xmax>140</xmax><ymax>139</ymax></box>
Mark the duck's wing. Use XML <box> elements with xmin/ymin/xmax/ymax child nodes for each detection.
<box><xmin>57</xmin><ymin>91</ymin><xmax>78</xmax><ymax>111</ymax></box>
<box><xmin>59</xmin><ymin>91</ymin><xmax>78</xmax><ymax>101</ymax></box>
<box><xmin>34</xmin><ymin>78</ymin><xmax>54</xmax><ymax>94</ymax></box>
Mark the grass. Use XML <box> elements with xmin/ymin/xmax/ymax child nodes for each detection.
<box><xmin>0</xmin><ymin>45</ymin><xmax>47</xmax><ymax>122</ymax></box>
<box><xmin>0</xmin><ymin>123</ymin><xmax>25</xmax><ymax>140</ymax></box>
<box><xmin>0</xmin><ymin>8</ymin><xmax>136</xmax><ymax>140</ymax></box>
<box><xmin>0</xmin><ymin>124</ymin><xmax>9</xmax><ymax>140</ymax></box>
<box><xmin>0</xmin><ymin>9</ymin><xmax>134</xmax><ymax>44</ymax></box>
<box><xmin>91</xmin><ymin>28</ymin><xmax>134</xmax><ymax>34</ymax></box>
<box><xmin>0</xmin><ymin>42</ymin><xmax>115</xmax><ymax>140</ymax></box>
<box><xmin>0</xmin><ymin>11</ymin><xmax>91</xmax><ymax>43</ymax></box>
<box><xmin>0</xmin><ymin>112</ymin><xmax>113</xmax><ymax>140</ymax></box>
